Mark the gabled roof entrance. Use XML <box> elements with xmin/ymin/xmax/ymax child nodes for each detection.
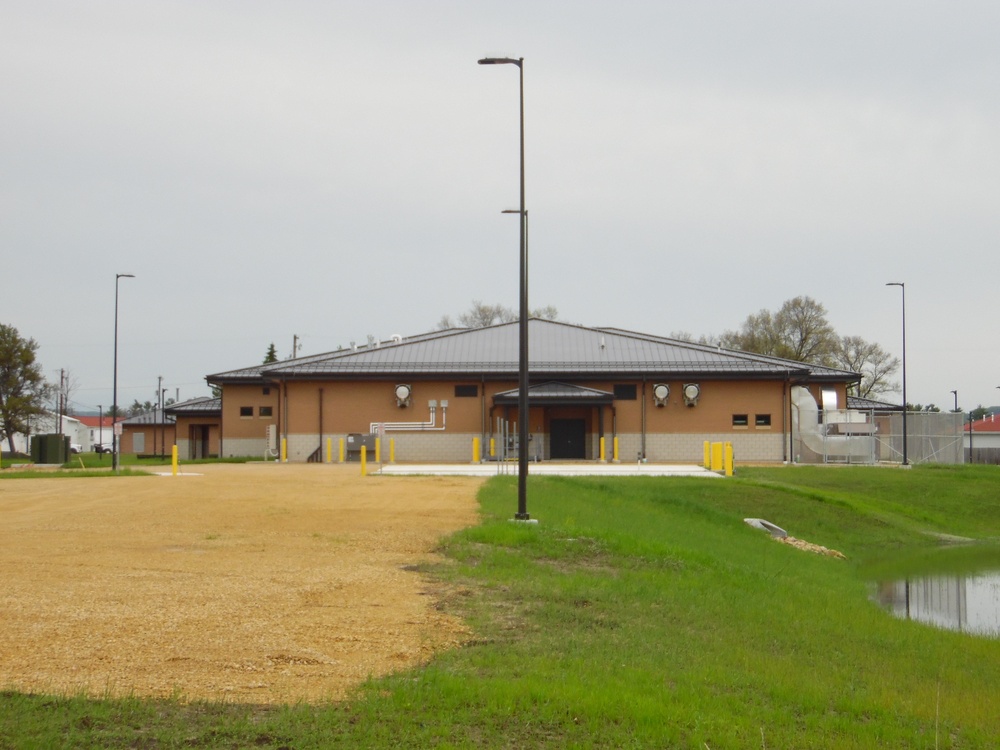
<box><xmin>492</xmin><ymin>381</ymin><xmax>614</xmax><ymax>406</ymax></box>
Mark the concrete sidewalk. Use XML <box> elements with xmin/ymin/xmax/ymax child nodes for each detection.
<box><xmin>376</xmin><ymin>462</ymin><xmax>719</xmax><ymax>477</ymax></box>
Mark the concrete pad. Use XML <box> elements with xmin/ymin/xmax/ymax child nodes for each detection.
<box><xmin>376</xmin><ymin>462</ymin><xmax>720</xmax><ymax>477</ymax></box>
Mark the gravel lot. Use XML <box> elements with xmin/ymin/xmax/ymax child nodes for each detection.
<box><xmin>0</xmin><ymin>464</ymin><xmax>482</xmax><ymax>703</ymax></box>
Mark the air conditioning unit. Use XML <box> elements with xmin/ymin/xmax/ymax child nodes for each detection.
<box><xmin>652</xmin><ymin>383</ymin><xmax>670</xmax><ymax>407</ymax></box>
<box><xmin>394</xmin><ymin>384</ymin><xmax>412</xmax><ymax>408</ymax></box>
<box><xmin>683</xmin><ymin>383</ymin><xmax>700</xmax><ymax>407</ymax></box>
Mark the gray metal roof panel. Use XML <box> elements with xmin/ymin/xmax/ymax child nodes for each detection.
<box><xmin>261</xmin><ymin>320</ymin><xmax>821</xmax><ymax>379</ymax></box>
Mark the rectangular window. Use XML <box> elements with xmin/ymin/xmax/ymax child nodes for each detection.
<box><xmin>259</xmin><ymin>406</ymin><xmax>273</xmax><ymax>417</ymax></box>
<box><xmin>614</xmin><ymin>384</ymin><xmax>637</xmax><ymax>400</ymax></box>
<box><xmin>454</xmin><ymin>385</ymin><xmax>478</xmax><ymax>397</ymax></box>
<box><xmin>732</xmin><ymin>414</ymin><xmax>749</xmax><ymax>427</ymax></box>
<box><xmin>755</xmin><ymin>414</ymin><xmax>772</xmax><ymax>427</ymax></box>
<box><xmin>262</xmin><ymin>387</ymin><xmax>271</xmax><ymax>396</ymax></box>
<box><xmin>239</xmin><ymin>406</ymin><xmax>253</xmax><ymax>418</ymax></box>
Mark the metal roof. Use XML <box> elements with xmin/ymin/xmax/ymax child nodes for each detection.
<box><xmin>165</xmin><ymin>397</ymin><xmax>221</xmax><ymax>416</ymax></box>
<box><xmin>121</xmin><ymin>408</ymin><xmax>175</xmax><ymax>426</ymax></box>
<box><xmin>207</xmin><ymin>320</ymin><xmax>860</xmax><ymax>384</ymax></box>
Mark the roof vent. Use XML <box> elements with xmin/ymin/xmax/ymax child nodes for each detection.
<box><xmin>390</xmin><ymin>334</ymin><xmax>403</xmax><ymax>344</ymax></box>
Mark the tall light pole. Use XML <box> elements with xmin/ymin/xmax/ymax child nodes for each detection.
<box><xmin>951</xmin><ymin>390</ymin><xmax>958</xmax><ymax>413</ymax></box>
<box><xmin>886</xmin><ymin>282</ymin><xmax>907</xmax><ymax>465</ymax></box>
<box><xmin>480</xmin><ymin>55</ymin><xmax>530</xmax><ymax>520</ymax></box>
<box><xmin>113</xmin><ymin>273</ymin><xmax>135</xmax><ymax>473</ymax></box>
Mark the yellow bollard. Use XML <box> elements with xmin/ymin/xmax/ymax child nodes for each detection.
<box><xmin>613</xmin><ymin>436</ymin><xmax>619</xmax><ymax>462</ymax></box>
<box><xmin>360</xmin><ymin>445</ymin><xmax>367</xmax><ymax>476</ymax></box>
<box><xmin>703</xmin><ymin>441</ymin><xmax>711</xmax><ymax>469</ymax></box>
<box><xmin>171</xmin><ymin>444</ymin><xmax>178</xmax><ymax>476</ymax></box>
<box><xmin>375</xmin><ymin>437</ymin><xmax>381</xmax><ymax>464</ymax></box>
<box><xmin>338</xmin><ymin>437</ymin><xmax>345</xmax><ymax>463</ymax></box>
<box><xmin>472</xmin><ymin>437</ymin><xmax>481</xmax><ymax>463</ymax></box>
<box><xmin>710</xmin><ymin>442</ymin><xmax>723</xmax><ymax>472</ymax></box>
<box><xmin>599</xmin><ymin>436</ymin><xmax>606</xmax><ymax>462</ymax></box>
<box><xmin>489</xmin><ymin>437</ymin><xmax>495</xmax><ymax>457</ymax></box>
<box><xmin>724</xmin><ymin>442</ymin><xmax>734</xmax><ymax>477</ymax></box>
<box><xmin>390</xmin><ymin>438</ymin><xmax>395</xmax><ymax>463</ymax></box>
<box><xmin>281</xmin><ymin>438</ymin><xmax>287</xmax><ymax>463</ymax></box>
<box><xmin>326</xmin><ymin>437</ymin><xmax>332</xmax><ymax>463</ymax></box>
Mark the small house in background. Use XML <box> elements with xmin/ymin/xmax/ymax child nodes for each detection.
<box><xmin>966</xmin><ymin>412</ymin><xmax>1000</xmax><ymax>464</ymax></box>
<box><xmin>119</xmin><ymin>408</ymin><xmax>176</xmax><ymax>457</ymax></box>
<box><xmin>77</xmin><ymin>415</ymin><xmax>117</xmax><ymax>451</ymax></box>
<box><xmin>165</xmin><ymin>397</ymin><xmax>221</xmax><ymax>459</ymax></box>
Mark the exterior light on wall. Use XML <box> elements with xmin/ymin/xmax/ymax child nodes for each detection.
<box><xmin>394</xmin><ymin>384</ymin><xmax>412</xmax><ymax>408</ymax></box>
<box><xmin>652</xmin><ymin>383</ymin><xmax>670</xmax><ymax>407</ymax></box>
<box><xmin>683</xmin><ymin>383</ymin><xmax>701</xmax><ymax>407</ymax></box>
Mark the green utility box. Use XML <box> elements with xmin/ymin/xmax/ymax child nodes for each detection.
<box><xmin>30</xmin><ymin>433</ymin><xmax>70</xmax><ymax>464</ymax></box>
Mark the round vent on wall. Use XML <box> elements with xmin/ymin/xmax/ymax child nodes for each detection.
<box><xmin>395</xmin><ymin>384</ymin><xmax>412</xmax><ymax>407</ymax></box>
<box><xmin>683</xmin><ymin>383</ymin><xmax>700</xmax><ymax>407</ymax></box>
<box><xmin>652</xmin><ymin>383</ymin><xmax>670</xmax><ymax>407</ymax></box>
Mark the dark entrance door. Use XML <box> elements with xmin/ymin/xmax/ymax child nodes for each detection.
<box><xmin>550</xmin><ymin>418</ymin><xmax>586</xmax><ymax>459</ymax></box>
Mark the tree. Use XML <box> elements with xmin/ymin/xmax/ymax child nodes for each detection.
<box><xmin>0</xmin><ymin>324</ymin><xmax>52</xmax><ymax>453</ymax></box>
<box><xmin>831</xmin><ymin>335</ymin><xmax>900</xmax><ymax>399</ymax></box>
<box><xmin>263</xmin><ymin>343</ymin><xmax>278</xmax><ymax>364</ymax></box>
<box><xmin>720</xmin><ymin>296</ymin><xmax>837</xmax><ymax>365</ymax></box>
<box><xmin>438</xmin><ymin>301</ymin><xmax>560</xmax><ymax>330</ymax></box>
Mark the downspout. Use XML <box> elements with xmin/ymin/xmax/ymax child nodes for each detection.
<box><xmin>218</xmin><ymin>385</ymin><xmax>224</xmax><ymax>459</ymax></box>
<box><xmin>319</xmin><ymin>387</ymin><xmax>324</xmax><ymax>456</ymax></box>
<box><xmin>782</xmin><ymin>375</ymin><xmax>789</xmax><ymax>463</ymax></box>
<box><xmin>640</xmin><ymin>379</ymin><xmax>647</xmax><ymax>460</ymax></box>
<box><xmin>480</xmin><ymin>376</ymin><xmax>487</xmax><ymax>446</ymax></box>
<box><xmin>282</xmin><ymin>381</ymin><xmax>289</xmax><ymax>458</ymax></box>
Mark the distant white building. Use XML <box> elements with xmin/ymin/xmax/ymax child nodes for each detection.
<box><xmin>3</xmin><ymin>411</ymin><xmax>89</xmax><ymax>454</ymax></box>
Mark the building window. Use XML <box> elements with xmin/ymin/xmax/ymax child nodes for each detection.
<box><xmin>240</xmin><ymin>406</ymin><xmax>253</xmax><ymax>418</ymax></box>
<box><xmin>454</xmin><ymin>385</ymin><xmax>478</xmax><ymax>397</ymax></box>
<box><xmin>259</xmin><ymin>406</ymin><xmax>273</xmax><ymax>417</ymax></box>
<box><xmin>263</xmin><ymin>387</ymin><xmax>271</xmax><ymax>396</ymax></box>
<box><xmin>755</xmin><ymin>414</ymin><xmax>772</xmax><ymax>427</ymax></box>
<box><xmin>614</xmin><ymin>384</ymin><xmax>637</xmax><ymax>400</ymax></box>
<box><xmin>732</xmin><ymin>414</ymin><xmax>749</xmax><ymax>428</ymax></box>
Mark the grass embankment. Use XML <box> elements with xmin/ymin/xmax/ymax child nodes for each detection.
<box><xmin>3</xmin><ymin>465</ymin><xmax>1000</xmax><ymax>748</ymax></box>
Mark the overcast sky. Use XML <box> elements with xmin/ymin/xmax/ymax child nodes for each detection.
<box><xmin>3</xmin><ymin>1</ymin><xmax>999</xmax><ymax>414</ymax></box>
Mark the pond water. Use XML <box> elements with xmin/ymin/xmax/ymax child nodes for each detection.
<box><xmin>873</xmin><ymin>571</ymin><xmax>1000</xmax><ymax>637</ymax></box>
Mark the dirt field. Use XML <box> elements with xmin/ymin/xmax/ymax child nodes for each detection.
<box><xmin>0</xmin><ymin>464</ymin><xmax>483</xmax><ymax>704</ymax></box>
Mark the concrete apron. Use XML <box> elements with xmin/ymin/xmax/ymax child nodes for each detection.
<box><xmin>376</xmin><ymin>462</ymin><xmax>720</xmax><ymax>477</ymax></box>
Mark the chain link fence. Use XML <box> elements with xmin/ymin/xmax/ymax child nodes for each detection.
<box><xmin>792</xmin><ymin>410</ymin><xmax>964</xmax><ymax>465</ymax></box>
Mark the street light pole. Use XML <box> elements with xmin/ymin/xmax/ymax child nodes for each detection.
<box><xmin>886</xmin><ymin>282</ymin><xmax>907</xmax><ymax>465</ymax></box>
<box><xmin>480</xmin><ymin>55</ymin><xmax>530</xmax><ymax>520</ymax></box>
<box><xmin>951</xmin><ymin>390</ymin><xmax>958</xmax><ymax>413</ymax></box>
<box><xmin>113</xmin><ymin>273</ymin><xmax>135</xmax><ymax>473</ymax></box>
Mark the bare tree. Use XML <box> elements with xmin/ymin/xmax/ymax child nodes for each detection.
<box><xmin>832</xmin><ymin>335</ymin><xmax>900</xmax><ymax>398</ymax></box>
<box><xmin>438</xmin><ymin>301</ymin><xmax>560</xmax><ymax>329</ymax></box>
<box><xmin>720</xmin><ymin>296</ymin><xmax>837</xmax><ymax>365</ymax></box>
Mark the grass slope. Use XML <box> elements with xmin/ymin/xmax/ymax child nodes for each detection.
<box><xmin>2</xmin><ymin>465</ymin><xmax>999</xmax><ymax>748</ymax></box>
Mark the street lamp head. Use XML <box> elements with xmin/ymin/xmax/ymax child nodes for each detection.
<box><xmin>478</xmin><ymin>57</ymin><xmax>522</xmax><ymax>67</ymax></box>
<box><xmin>885</xmin><ymin>281</ymin><xmax>903</xmax><ymax>288</ymax></box>
<box><xmin>117</xmin><ymin>273</ymin><xmax>135</xmax><ymax>280</ymax></box>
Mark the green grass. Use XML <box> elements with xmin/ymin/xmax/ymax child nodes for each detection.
<box><xmin>3</xmin><ymin>465</ymin><xmax>1000</xmax><ymax>747</ymax></box>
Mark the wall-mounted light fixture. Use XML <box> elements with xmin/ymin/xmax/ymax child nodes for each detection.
<box><xmin>683</xmin><ymin>383</ymin><xmax>701</xmax><ymax>407</ymax></box>
<box><xmin>394</xmin><ymin>384</ymin><xmax>412</xmax><ymax>408</ymax></box>
<box><xmin>652</xmin><ymin>383</ymin><xmax>670</xmax><ymax>407</ymax></box>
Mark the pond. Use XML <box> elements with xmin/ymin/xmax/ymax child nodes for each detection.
<box><xmin>873</xmin><ymin>571</ymin><xmax>1000</xmax><ymax>638</ymax></box>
